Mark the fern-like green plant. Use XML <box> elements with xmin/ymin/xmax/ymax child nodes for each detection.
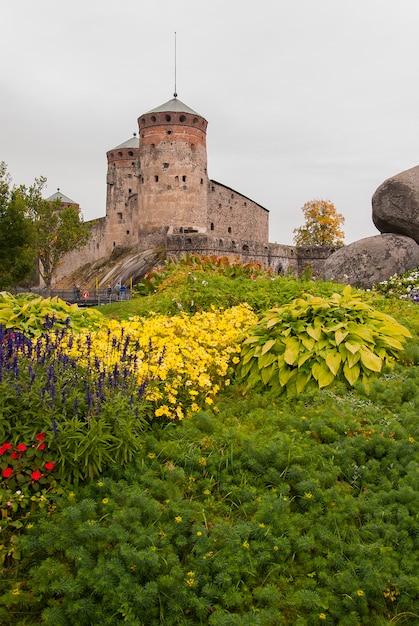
<box><xmin>236</xmin><ymin>286</ymin><xmax>412</xmax><ymax>397</ymax></box>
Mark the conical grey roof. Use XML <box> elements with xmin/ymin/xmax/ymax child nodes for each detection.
<box><xmin>144</xmin><ymin>97</ymin><xmax>203</xmax><ymax>118</ymax></box>
<box><xmin>46</xmin><ymin>190</ymin><xmax>77</xmax><ymax>204</ymax></box>
<box><xmin>111</xmin><ymin>134</ymin><xmax>139</xmax><ymax>151</ymax></box>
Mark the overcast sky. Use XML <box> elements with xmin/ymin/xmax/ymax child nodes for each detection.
<box><xmin>1</xmin><ymin>0</ymin><xmax>419</xmax><ymax>246</ymax></box>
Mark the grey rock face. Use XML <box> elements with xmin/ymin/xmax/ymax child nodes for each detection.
<box><xmin>372</xmin><ymin>164</ymin><xmax>419</xmax><ymax>244</ymax></box>
<box><xmin>323</xmin><ymin>234</ymin><xmax>419</xmax><ymax>288</ymax></box>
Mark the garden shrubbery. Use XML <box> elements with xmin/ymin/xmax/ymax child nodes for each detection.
<box><xmin>1</xmin><ymin>259</ymin><xmax>419</xmax><ymax>625</ymax></box>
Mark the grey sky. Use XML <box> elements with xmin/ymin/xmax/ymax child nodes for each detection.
<box><xmin>1</xmin><ymin>0</ymin><xmax>419</xmax><ymax>245</ymax></box>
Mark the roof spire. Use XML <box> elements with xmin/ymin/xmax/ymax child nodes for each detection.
<box><xmin>173</xmin><ymin>31</ymin><xmax>177</xmax><ymax>98</ymax></box>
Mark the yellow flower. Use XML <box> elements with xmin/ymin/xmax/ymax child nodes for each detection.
<box><xmin>175</xmin><ymin>516</ymin><xmax>182</xmax><ymax>523</ymax></box>
<box><xmin>11</xmin><ymin>589</ymin><xmax>20</xmax><ymax>595</ymax></box>
<box><xmin>357</xmin><ymin>589</ymin><xmax>365</xmax><ymax>597</ymax></box>
<box><xmin>242</xmin><ymin>540</ymin><xmax>250</xmax><ymax>549</ymax></box>
<box><xmin>259</xmin><ymin>523</ymin><xmax>265</xmax><ymax>528</ymax></box>
<box><xmin>187</xmin><ymin>571</ymin><xmax>194</xmax><ymax>577</ymax></box>
<box><xmin>97</xmin><ymin>481</ymin><xmax>104</xmax><ymax>487</ymax></box>
<box><xmin>273</xmin><ymin>545</ymin><xmax>279</xmax><ymax>551</ymax></box>
<box><xmin>203</xmin><ymin>489</ymin><xmax>211</xmax><ymax>495</ymax></box>
<box><xmin>196</xmin><ymin>531</ymin><xmax>203</xmax><ymax>536</ymax></box>
<box><xmin>408</xmin><ymin>436</ymin><xmax>415</xmax><ymax>443</ymax></box>
<box><xmin>304</xmin><ymin>492</ymin><xmax>313</xmax><ymax>499</ymax></box>
<box><xmin>319</xmin><ymin>613</ymin><xmax>327</xmax><ymax>620</ymax></box>
<box><xmin>198</xmin><ymin>457</ymin><xmax>207</xmax><ymax>466</ymax></box>
<box><xmin>186</xmin><ymin>578</ymin><xmax>195</xmax><ymax>586</ymax></box>
<box><xmin>102</xmin><ymin>498</ymin><xmax>109</xmax><ymax>505</ymax></box>
<box><xmin>147</xmin><ymin>453</ymin><xmax>156</xmax><ymax>459</ymax></box>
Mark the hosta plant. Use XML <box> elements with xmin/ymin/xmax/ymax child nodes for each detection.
<box><xmin>236</xmin><ymin>286</ymin><xmax>412</xmax><ymax>397</ymax></box>
<box><xmin>0</xmin><ymin>291</ymin><xmax>103</xmax><ymax>337</ymax></box>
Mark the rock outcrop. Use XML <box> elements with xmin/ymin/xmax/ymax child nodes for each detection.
<box><xmin>323</xmin><ymin>233</ymin><xmax>419</xmax><ymax>288</ymax></box>
<box><xmin>372</xmin><ymin>164</ymin><xmax>419</xmax><ymax>244</ymax></box>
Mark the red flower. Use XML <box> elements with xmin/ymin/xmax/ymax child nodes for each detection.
<box><xmin>11</xmin><ymin>451</ymin><xmax>19</xmax><ymax>460</ymax></box>
<box><xmin>36</xmin><ymin>433</ymin><xmax>46</xmax><ymax>441</ymax></box>
<box><xmin>2</xmin><ymin>467</ymin><xmax>13</xmax><ymax>479</ymax></box>
<box><xmin>16</xmin><ymin>444</ymin><xmax>27</xmax><ymax>452</ymax></box>
<box><xmin>37</xmin><ymin>443</ymin><xmax>46</xmax><ymax>451</ymax></box>
<box><xmin>0</xmin><ymin>443</ymin><xmax>12</xmax><ymax>455</ymax></box>
<box><xmin>44</xmin><ymin>461</ymin><xmax>55</xmax><ymax>471</ymax></box>
<box><xmin>31</xmin><ymin>471</ymin><xmax>42</xmax><ymax>481</ymax></box>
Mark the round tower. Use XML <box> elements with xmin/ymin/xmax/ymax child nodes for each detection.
<box><xmin>137</xmin><ymin>96</ymin><xmax>209</xmax><ymax>234</ymax></box>
<box><xmin>105</xmin><ymin>134</ymin><xmax>139</xmax><ymax>252</ymax></box>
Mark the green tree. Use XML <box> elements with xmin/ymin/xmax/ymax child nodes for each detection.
<box><xmin>27</xmin><ymin>181</ymin><xmax>92</xmax><ymax>291</ymax></box>
<box><xmin>293</xmin><ymin>198</ymin><xmax>345</xmax><ymax>246</ymax></box>
<box><xmin>0</xmin><ymin>163</ymin><xmax>37</xmax><ymax>289</ymax></box>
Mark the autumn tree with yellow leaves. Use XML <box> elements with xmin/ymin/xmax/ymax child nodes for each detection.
<box><xmin>293</xmin><ymin>199</ymin><xmax>345</xmax><ymax>247</ymax></box>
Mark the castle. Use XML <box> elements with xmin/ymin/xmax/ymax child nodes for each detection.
<box><xmin>52</xmin><ymin>95</ymin><xmax>332</xmax><ymax>287</ymax></box>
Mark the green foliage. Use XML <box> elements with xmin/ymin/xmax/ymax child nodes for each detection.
<box><xmin>1</xmin><ymin>263</ymin><xmax>419</xmax><ymax>625</ymax></box>
<box><xmin>2</xmin><ymin>382</ymin><xmax>418</xmax><ymax>624</ymax></box>
<box><xmin>0</xmin><ymin>162</ymin><xmax>37</xmax><ymax>289</ymax></box>
<box><xmin>101</xmin><ymin>255</ymin><xmax>352</xmax><ymax>319</ymax></box>
<box><xmin>0</xmin><ymin>291</ymin><xmax>103</xmax><ymax>336</ymax></box>
<box><xmin>236</xmin><ymin>286</ymin><xmax>411</xmax><ymax>397</ymax></box>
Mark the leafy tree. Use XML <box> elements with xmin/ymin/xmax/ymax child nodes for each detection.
<box><xmin>0</xmin><ymin>163</ymin><xmax>37</xmax><ymax>289</ymax></box>
<box><xmin>293</xmin><ymin>198</ymin><xmax>345</xmax><ymax>246</ymax></box>
<box><xmin>30</xmin><ymin>190</ymin><xmax>91</xmax><ymax>291</ymax></box>
<box><xmin>0</xmin><ymin>164</ymin><xmax>91</xmax><ymax>291</ymax></box>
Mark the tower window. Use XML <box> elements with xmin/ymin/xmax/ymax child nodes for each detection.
<box><xmin>193</xmin><ymin>117</ymin><xmax>198</xmax><ymax>124</ymax></box>
<box><xmin>128</xmin><ymin>151</ymin><xmax>134</xmax><ymax>156</ymax></box>
<box><xmin>151</xmin><ymin>115</ymin><xmax>156</xmax><ymax>122</ymax></box>
<box><xmin>141</xmin><ymin>118</ymin><xmax>146</xmax><ymax>124</ymax></box>
<box><xmin>182</xmin><ymin>175</ymin><xmax>186</xmax><ymax>182</ymax></box>
<box><xmin>118</xmin><ymin>151</ymin><xmax>123</xmax><ymax>157</ymax></box>
<box><xmin>228</xmin><ymin>227</ymin><xmax>232</xmax><ymax>234</ymax></box>
<box><xmin>163</xmin><ymin>163</ymin><xmax>169</xmax><ymax>169</ymax></box>
<box><xmin>128</xmin><ymin>188</ymin><xmax>131</xmax><ymax>193</ymax></box>
<box><xmin>151</xmin><ymin>143</ymin><xmax>155</xmax><ymax>149</ymax></box>
<box><xmin>165</xmin><ymin>114</ymin><xmax>171</xmax><ymax>122</ymax></box>
<box><xmin>242</xmin><ymin>244</ymin><xmax>249</xmax><ymax>251</ymax></box>
<box><xmin>155</xmin><ymin>175</ymin><xmax>159</xmax><ymax>182</ymax></box>
<box><xmin>191</xmin><ymin>143</ymin><xmax>195</xmax><ymax>150</ymax></box>
<box><xmin>180</xmin><ymin>115</ymin><xmax>186</xmax><ymax>122</ymax></box>
<box><xmin>210</xmin><ymin>223</ymin><xmax>214</xmax><ymax>231</ymax></box>
<box><xmin>200</xmin><ymin>178</ymin><xmax>203</xmax><ymax>184</ymax></box>
<box><xmin>117</xmin><ymin>212</ymin><xmax>123</xmax><ymax>220</ymax></box>
<box><xmin>126</xmin><ymin>230</ymin><xmax>130</xmax><ymax>235</ymax></box>
<box><xmin>167</xmin><ymin>130</ymin><xmax>172</xmax><ymax>135</ymax></box>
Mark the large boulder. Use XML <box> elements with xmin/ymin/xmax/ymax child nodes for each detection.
<box><xmin>323</xmin><ymin>233</ymin><xmax>419</xmax><ymax>288</ymax></box>
<box><xmin>372</xmin><ymin>164</ymin><xmax>419</xmax><ymax>243</ymax></box>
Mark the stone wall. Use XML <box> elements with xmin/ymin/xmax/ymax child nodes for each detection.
<box><xmin>207</xmin><ymin>181</ymin><xmax>269</xmax><ymax>243</ymax></box>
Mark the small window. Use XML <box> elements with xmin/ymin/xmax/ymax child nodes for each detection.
<box><xmin>165</xmin><ymin>114</ymin><xmax>171</xmax><ymax>122</ymax></box>
<box><xmin>167</xmin><ymin>130</ymin><xmax>172</xmax><ymax>135</ymax></box>
<box><xmin>191</xmin><ymin>143</ymin><xmax>195</xmax><ymax>150</ymax></box>
<box><xmin>126</xmin><ymin>230</ymin><xmax>130</xmax><ymax>235</ymax></box>
<box><xmin>228</xmin><ymin>227</ymin><xmax>232</xmax><ymax>234</ymax></box>
<box><xmin>128</xmin><ymin>188</ymin><xmax>131</xmax><ymax>193</ymax></box>
<box><xmin>186</xmin><ymin>238</ymin><xmax>192</xmax><ymax>244</ymax></box>
<box><xmin>151</xmin><ymin>143</ymin><xmax>155</xmax><ymax>149</ymax></box>
<box><xmin>155</xmin><ymin>175</ymin><xmax>159</xmax><ymax>182</ymax></box>
<box><xmin>118</xmin><ymin>151</ymin><xmax>123</xmax><ymax>157</ymax></box>
<box><xmin>210</xmin><ymin>223</ymin><xmax>214</xmax><ymax>231</ymax></box>
<box><xmin>211</xmin><ymin>186</ymin><xmax>215</xmax><ymax>192</ymax></box>
<box><xmin>127</xmin><ymin>174</ymin><xmax>132</xmax><ymax>178</ymax></box>
<box><xmin>117</xmin><ymin>212</ymin><xmax>123</xmax><ymax>220</ymax></box>
<box><xmin>219</xmin><ymin>239</ymin><xmax>223</xmax><ymax>247</ymax></box>
<box><xmin>193</xmin><ymin>117</ymin><xmax>198</xmax><ymax>124</ymax></box>
<box><xmin>151</xmin><ymin>115</ymin><xmax>156</xmax><ymax>122</ymax></box>
<box><xmin>110</xmin><ymin>152</ymin><xmax>114</xmax><ymax>158</ymax></box>
<box><xmin>163</xmin><ymin>163</ymin><xmax>169</xmax><ymax>169</ymax></box>
<box><xmin>128</xmin><ymin>151</ymin><xmax>134</xmax><ymax>156</ymax></box>
<box><xmin>182</xmin><ymin>175</ymin><xmax>186</xmax><ymax>182</ymax></box>
<box><xmin>180</xmin><ymin>115</ymin><xmax>186</xmax><ymax>122</ymax></box>
<box><xmin>200</xmin><ymin>178</ymin><xmax>203</xmax><ymax>184</ymax></box>
<box><xmin>242</xmin><ymin>244</ymin><xmax>249</xmax><ymax>251</ymax></box>
<box><xmin>141</xmin><ymin>118</ymin><xmax>146</xmax><ymax>124</ymax></box>
<box><xmin>141</xmin><ymin>177</ymin><xmax>144</xmax><ymax>183</ymax></box>
<box><xmin>131</xmin><ymin>162</ymin><xmax>135</xmax><ymax>166</ymax></box>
